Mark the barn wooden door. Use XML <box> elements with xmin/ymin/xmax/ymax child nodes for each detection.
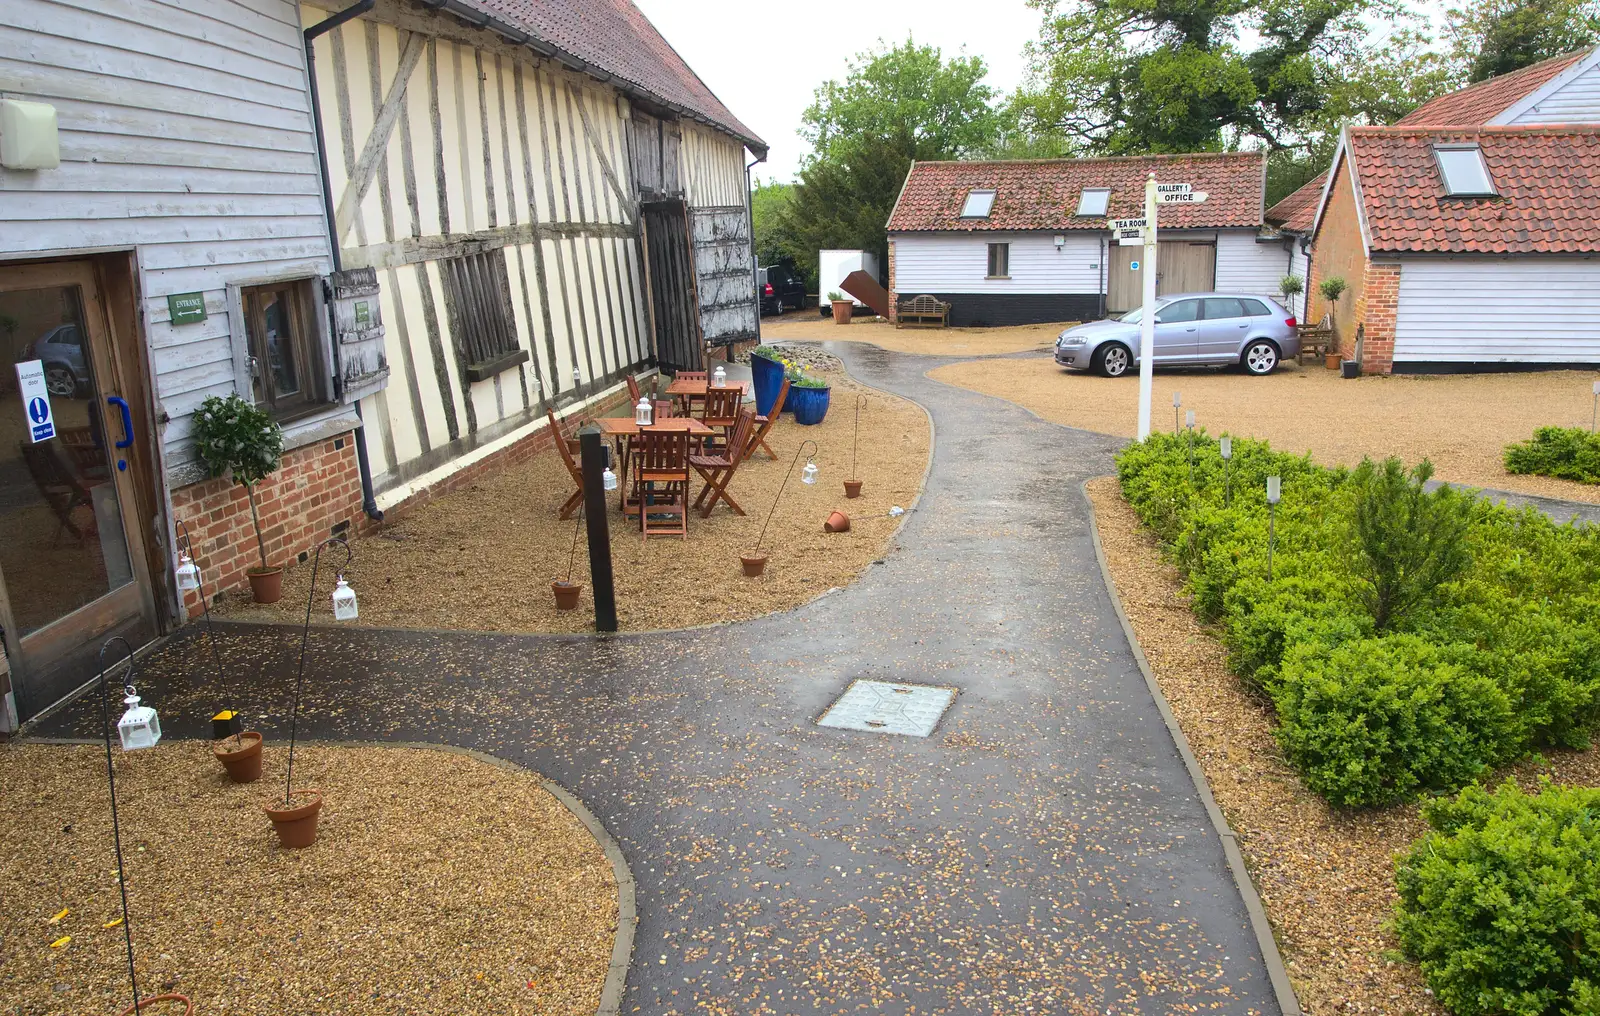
<box><xmin>1108</xmin><ymin>241</ymin><xmax>1218</xmax><ymax>312</ymax></box>
<box><xmin>690</xmin><ymin>207</ymin><xmax>757</xmax><ymax>349</ymax></box>
<box><xmin>641</xmin><ymin>199</ymin><xmax>701</xmax><ymax>373</ymax></box>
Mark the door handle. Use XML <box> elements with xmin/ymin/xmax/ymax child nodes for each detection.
<box><xmin>107</xmin><ymin>395</ymin><xmax>133</xmax><ymax>472</ymax></box>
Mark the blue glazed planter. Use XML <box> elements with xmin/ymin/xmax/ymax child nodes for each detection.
<box><xmin>750</xmin><ymin>353</ymin><xmax>785</xmax><ymax>417</ymax></box>
<box><xmin>789</xmin><ymin>385</ymin><xmax>831</xmax><ymax>426</ymax></box>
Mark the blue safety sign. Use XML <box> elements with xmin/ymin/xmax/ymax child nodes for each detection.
<box><xmin>1130</xmin><ymin>260</ymin><xmax>1141</xmax><ymax>271</ymax></box>
<box><xmin>15</xmin><ymin>359</ymin><xmax>56</xmax><ymax>443</ymax></box>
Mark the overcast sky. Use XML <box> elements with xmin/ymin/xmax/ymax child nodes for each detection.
<box><xmin>632</xmin><ymin>0</ymin><xmax>1044</xmax><ymax>183</ymax></box>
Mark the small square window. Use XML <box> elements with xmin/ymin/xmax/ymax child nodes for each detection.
<box><xmin>986</xmin><ymin>242</ymin><xmax>1009</xmax><ymax>278</ymax></box>
<box><xmin>1075</xmin><ymin>188</ymin><xmax>1110</xmax><ymax>216</ymax></box>
<box><xmin>243</xmin><ymin>281</ymin><xmax>325</xmax><ymax>417</ymax></box>
<box><xmin>441</xmin><ymin>249</ymin><xmax>530</xmax><ymax>381</ymax></box>
<box><xmin>960</xmin><ymin>189</ymin><xmax>996</xmax><ymax>218</ymax></box>
<box><xmin>1434</xmin><ymin>145</ymin><xmax>1496</xmax><ymax>196</ymax></box>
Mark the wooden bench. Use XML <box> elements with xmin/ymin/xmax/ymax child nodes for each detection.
<box><xmin>895</xmin><ymin>294</ymin><xmax>950</xmax><ymax>329</ymax></box>
<box><xmin>1296</xmin><ymin>312</ymin><xmax>1334</xmax><ymax>365</ymax></box>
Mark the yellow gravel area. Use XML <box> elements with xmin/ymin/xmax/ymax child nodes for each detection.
<box><xmin>761</xmin><ymin>315</ymin><xmax>1068</xmax><ymax>356</ymax></box>
<box><xmin>1088</xmin><ymin>475</ymin><xmax>1600</xmax><ymax>1014</ymax></box>
<box><xmin>935</xmin><ymin>357</ymin><xmax>1600</xmax><ymax>504</ymax></box>
<box><xmin>0</xmin><ymin>741</ymin><xmax>615</xmax><ymax>1015</ymax></box>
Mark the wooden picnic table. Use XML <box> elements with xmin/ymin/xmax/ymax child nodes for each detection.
<box><xmin>593</xmin><ymin>416</ymin><xmax>714</xmax><ymax>513</ymax></box>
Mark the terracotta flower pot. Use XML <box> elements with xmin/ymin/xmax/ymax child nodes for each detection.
<box><xmin>247</xmin><ymin>566</ymin><xmax>283</xmax><ymax>604</ymax></box>
<box><xmin>214</xmin><ymin>731</ymin><xmax>263</xmax><ymax>784</ymax></box>
<box><xmin>824</xmin><ymin>510</ymin><xmax>851</xmax><ymax>533</ymax></box>
<box><xmin>1324</xmin><ymin>352</ymin><xmax>1341</xmax><ymax>370</ymax></box>
<box><xmin>551</xmin><ymin>580</ymin><xmax>582</xmax><ymax>610</ymax></box>
<box><xmin>264</xmin><ymin>789</ymin><xmax>323</xmax><ymax>849</ymax></box>
<box><xmin>844</xmin><ymin>479</ymin><xmax>863</xmax><ymax>499</ymax></box>
<box><xmin>831</xmin><ymin>300</ymin><xmax>852</xmax><ymax>324</ymax></box>
<box><xmin>740</xmin><ymin>554</ymin><xmax>768</xmax><ymax>577</ymax></box>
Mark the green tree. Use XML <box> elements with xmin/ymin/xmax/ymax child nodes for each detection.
<box><xmin>751</xmin><ymin>180</ymin><xmax>809</xmax><ymax>284</ymax></box>
<box><xmin>781</xmin><ymin>39</ymin><xmax>1004</xmax><ymax>278</ymax></box>
<box><xmin>1446</xmin><ymin>0</ymin><xmax>1600</xmax><ymax>83</ymax></box>
<box><xmin>1348</xmin><ymin>458</ymin><xmax>1473</xmax><ymax>633</ymax></box>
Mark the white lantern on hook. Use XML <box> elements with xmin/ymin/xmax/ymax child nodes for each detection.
<box><xmin>603</xmin><ymin>465</ymin><xmax>619</xmax><ymax>491</ymax></box>
<box><xmin>175</xmin><ymin>553</ymin><xmax>201</xmax><ymax>592</ymax></box>
<box><xmin>801</xmin><ymin>460</ymin><xmax>818</xmax><ymax>485</ymax></box>
<box><xmin>117</xmin><ymin>690</ymin><xmax>161</xmax><ymax>751</ymax></box>
<box><xmin>331</xmin><ymin>575</ymin><xmax>359</xmax><ymax>620</ymax></box>
<box><xmin>635</xmin><ymin>397</ymin><xmax>653</xmax><ymax>426</ymax></box>
<box><xmin>572</xmin><ymin>366</ymin><xmax>582</xmax><ymax>386</ymax></box>
<box><xmin>712</xmin><ymin>364</ymin><xmax>727</xmax><ymax>387</ymax></box>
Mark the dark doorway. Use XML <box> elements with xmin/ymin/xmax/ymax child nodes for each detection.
<box><xmin>640</xmin><ymin>199</ymin><xmax>701</xmax><ymax>374</ymax></box>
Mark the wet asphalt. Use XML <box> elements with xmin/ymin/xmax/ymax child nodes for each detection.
<box><xmin>39</xmin><ymin>343</ymin><xmax>1281</xmax><ymax>1014</ymax></box>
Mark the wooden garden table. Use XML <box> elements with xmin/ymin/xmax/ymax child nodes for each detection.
<box><xmin>593</xmin><ymin>417</ymin><xmax>714</xmax><ymax>513</ymax></box>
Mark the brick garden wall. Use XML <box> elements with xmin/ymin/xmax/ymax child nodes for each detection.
<box><xmin>1359</xmin><ymin>262</ymin><xmax>1400</xmax><ymax>374</ymax></box>
<box><xmin>173</xmin><ymin>434</ymin><xmax>362</xmax><ymax>611</ymax></box>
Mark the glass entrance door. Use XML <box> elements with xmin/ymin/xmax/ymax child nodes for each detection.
<box><xmin>0</xmin><ymin>260</ymin><xmax>154</xmax><ymax>721</ymax></box>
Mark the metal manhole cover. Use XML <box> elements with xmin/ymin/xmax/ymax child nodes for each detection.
<box><xmin>817</xmin><ymin>680</ymin><xmax>958</xmax><ymax>738</ymax></box>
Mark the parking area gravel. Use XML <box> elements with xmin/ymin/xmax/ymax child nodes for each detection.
<box><xmin>0</xmin><ymin>741</ymin><xmax>616</xmax><ymax>1015</ymax></box>
<box><xmin>1087</xmin><ymin>474</ymin><xmax>1600</xmax><ymax>1014</ymax></box>
<box><xmin>762</xmin><ymin>316</ymin><xmax>1068</xmax><ymax>356</ymax></box>
<box><xmin>931</xmin><ymin>356</ymin><xmax>1600</xmax><ymax>505</ymax></box>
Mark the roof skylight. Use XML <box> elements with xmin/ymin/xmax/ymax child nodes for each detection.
<box><xmin>960</xmin><ymin>189</ymin><xmax>996</xmax><ymax>218</ymax></box>
<box><xmin>1075</xmin><ymin>188</ymin><xmax>1111</xmax><ymax>216</ymax></box>
<box><xmin>1434</xmin><ymin>145</ymin><xmax>1496</xmax><ymax>196</ymax></box>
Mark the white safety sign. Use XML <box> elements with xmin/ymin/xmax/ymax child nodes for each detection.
<box><xmin>15</xmin><ymin>359</ymin><xmax>56</xmax><ymax>443</ymax></box>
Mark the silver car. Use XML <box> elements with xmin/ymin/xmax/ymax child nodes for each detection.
<box><xmin>1055</xmin><ymin>293</ymin><xmax>1300</xmax><ymax>377</ymax></box>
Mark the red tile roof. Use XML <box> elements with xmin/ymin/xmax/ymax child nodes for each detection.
<box><xmin>1265</xmin><ymin>172</ymin><xmax>1326</xmax><ymax>232</ymax></box>
<box><xmin>886</xmin><ymin>152</ymin><xmax>1266</xmax><ymax>232</ymax></box>
<box><xmin>444</xmin><ymin>0</ymin><xmax>764</xmax><ymax>154</ymax></box>
<box><xmin>1396</xmin><ymin>49</ymin><xmax>1590</xmax><ymax>127</ymax></box>
<box><xmin>1345</xmin><ymin>126</ymin><xmax>1600</xmax><ymax>253</ymax></box>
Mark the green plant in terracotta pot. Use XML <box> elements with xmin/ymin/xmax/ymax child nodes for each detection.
<box><xmin>191</xmin><ymin>393</ymin><xmax>286</xmax><ymax>604</ymax></box>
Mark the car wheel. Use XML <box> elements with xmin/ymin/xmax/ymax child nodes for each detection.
<box><xmin>44</xmin><ymin>364</ymin><xmax>79</xmax><ymax>397</ymax></box>
<box><xmin>773</xmin><ymin>299</ymin><xmax>783</xmax><ymax>317</ymax></box>
<box><xmin>1095</xmin><ymin>343</ymin><xmax>1132</xmax><ymax>378</ymax></box>
<box><xmin>1242</xmin><ymin>340</ymin><xmax>1279</xmax><ymax>376</ymax></box>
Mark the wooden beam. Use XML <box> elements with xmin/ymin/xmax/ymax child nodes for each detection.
<box><xmin>568</xmin><ymin>82</ymin><xmax>638</xmax><ymax>224</ymax></box>
<box><xmin>334</xmin><ymin>32</ymin><xmax>426</xmax><ymax>240</ymax></box>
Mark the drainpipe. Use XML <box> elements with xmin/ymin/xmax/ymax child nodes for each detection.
<box><xmin>1098</xmin><ymin>233</ymin><xmax>1107</xmax><ymax>319</ymax></box>
<box><xmin>304</xmin><ymin>0</ymin><xmax>384</xmax><ymax>522</ymax></box>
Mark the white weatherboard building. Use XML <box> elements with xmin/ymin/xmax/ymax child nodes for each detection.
<box><xmin>0</xmin><ymin>0</ymin><xmax>763</xmax><ymax>726</ymax></box>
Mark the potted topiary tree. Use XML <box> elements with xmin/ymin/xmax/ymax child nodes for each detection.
<box><xmin>191</xmin><ymin>393</ymin><xmax>286</xmax><ymax>603</ymax></box>
<box><xmin>1279</xmin><ymin>275</ymin><xmax>1303</xmax><ymax>316</ymax></box>
<box><xmin>1318</xmin><ymin>276</ymin><xmax>1347</xmax><ymax>369</ymax></box>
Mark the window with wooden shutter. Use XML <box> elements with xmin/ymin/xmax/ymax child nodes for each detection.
<box><xmin>440</xmin><ymin>249</ymin><xmax>528</xmax><ymax>382</ymax></box>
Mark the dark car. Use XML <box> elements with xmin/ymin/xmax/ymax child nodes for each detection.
<box><xmin>757</xmin><ymin>265</ymin><xmax>806</xmax><ymax>316</ymax></box>
<box><xmin>21</xmin><ymin>324</ymin><xmax>91</xmax><ymax>397</ymax></box>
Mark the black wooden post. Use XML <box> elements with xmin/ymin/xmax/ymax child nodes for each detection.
<box><xmin>578</xmin><ymin>425</ymin><xmax>618</xmax><ymax>632</ymax></box>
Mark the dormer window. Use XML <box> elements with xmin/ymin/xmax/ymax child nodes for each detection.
<box><xmin>960</xmin><ymin>189</ymin><xmax>996</xmax><ymax>218</ymax></box>
<box><xmin>1434</xmin><ymin>145</ymin><xmax>1496</xmax><ymax>196</ymax></box>
<box><xmin>1075</xmin><ymin>187</ymin><xmax>1110</xmax><ymax>216</ymax></box>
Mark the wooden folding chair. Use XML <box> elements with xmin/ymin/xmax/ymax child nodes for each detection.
<box><xmin>546</xmin><ymin>408</ymin><xmax>585</xmax><ymax>519</ymax></box>
<box><xmin>747</xmin><ymin>378</ymin><xmax>789</xmax><ymax>461</ymax></box>
<box><xmin>699</xmin><ymin>385</ymin><xmax>743</xmax><ymax>453</ymax></box>
<box><xmin>626</xmin><ymin>374</ymin><xmax>642</xmax><ymax>405</ymax></box>
<box><xmin>633</xmin><ymin>428</ymin><xmax>691</xmax><ymax>540</ymax></box>
<box><xmin>691</xmin><ymin>410</ymin><xmax>756</xmax><ymax>518</ymax></box>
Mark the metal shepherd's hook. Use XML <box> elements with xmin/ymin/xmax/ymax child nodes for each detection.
<box><xmin>753</xmin><ymin>439</ymin><xmax>818</xmax><ymax>556</ymax></box>
<box><xmin>286</xmin><ymin>537</ymin><xmax>352</xmax><ymax>806</ymax></box>
<box><xmin>175</xmin><ymin>518</ymin><xmax>239</xmax><ymax>745</ymax></box>
<box><xmin>851</xmin><ymin>394</ymin><xmax>867</xmax><ymax>482</ymax></box>
<box><xmin>96</xmin><ymin>636</ymin><xmax>143</xmax><ymax>1016</ymax></box>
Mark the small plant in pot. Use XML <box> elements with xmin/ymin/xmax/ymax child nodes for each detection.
<box><xmin>553</xmin><ymin>511</ymin><xmax>584</xmax><ymax>609</ymax></box>
<box><xmin>191</xmin><ymin>394</ymin><xmax>285</xmax><ymax>604</ymax></box>
<box><xmin>828</xmin><ymin>291</ymin><xmax>852</xmax><ymax>325</ymax></box>
<box><xmin>788</xmin><ymin>371</ymin><xmax>832</xmax><ymax>426</ymax></box>
<box><xmin>1278</xmin><ymin>274</ymin><xmax>1303</xmax><ymax>315</ymax></box>
<box><xmin>1318</xmin><ymin>276</ymin><xmax>1347</xmax><ymax>368</ymax></box>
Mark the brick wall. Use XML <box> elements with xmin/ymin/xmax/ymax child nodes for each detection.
<box><xmin>887</xmin><ymin>239</ymin><xmax>897</xmax><ymax>323</ymax></box>
<box><xmin>1359</xmin><ymin>262</ymin><xmax>1400</xmax><ymax>374</ymax></box>
<box><xmin>173</xmin><ymin>433</ymin><xmax>362</xmax><ymax>610</ymax></box>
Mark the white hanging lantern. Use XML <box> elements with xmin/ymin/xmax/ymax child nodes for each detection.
<box><xmin>888</xmin><ymin>505</ymin><xmax>906</xmax><ymax>517</ymax></box>
<box><xmin>1266</xmin><ymin>475</ymin><xmax>1282</xmax><ymax>505</ymax></box>
<box><xmin>175</xmin><ymin>553</ymin><xmax>200</xmax><ymax>592</ymax></box>
<box><xmin>712</xmin><ymin>364</ymin><xmax>727</xmax><ymax>387</ymax></box>
<box><xmin>635</xmin><ymin>397</ymin><xmax>653</xmax><ymax>426</ymax></box>
<box><xmin>602</xmin><ymin>466</ymin><xmax>618</xmax><ymax>491</ymax></box>
<box><xmin>331</xmin><ymin>575</ymin><xmax>359</xmax><ymax>620</ymax></box>
<box><xmin>1220</xmin><ymin>436</ymin><xmax>1233</xmax><ymax>460</ymax></box>
<box><xmin>572</xmin><ymin>366</ymin><xmax>582</xmax><ymax>386</ymax></box>
<box><xmin>117</xmin><ymin>691</ymin><xmax>161</xmax><ymax>752</ymax></box>
<box><xmin>801</xmin><ymin>461</ymin><xmax>818</xmax><ymax>485</ymax></box>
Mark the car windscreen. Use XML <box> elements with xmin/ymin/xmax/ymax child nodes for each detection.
<box><xmin>1119</xmin><ymin>301</ymin><xmax>1171</xmax><ymax>324</ymax></box>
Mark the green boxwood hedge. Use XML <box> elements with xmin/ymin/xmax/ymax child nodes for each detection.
<box><xmin>1116</xmin><ymin>432</ymin><xmax>1600</xmax><ymax>808</ymax></box>
<box><xmin>1505</xmin><ymin>426</ymin><xmax>1600</xmax><ymax>484</ymax></box>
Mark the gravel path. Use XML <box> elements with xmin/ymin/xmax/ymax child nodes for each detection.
<box><xmin>35</xmin><ymin>345</ymin><xmax>1282</xmax><ymax>1015</ymax></box>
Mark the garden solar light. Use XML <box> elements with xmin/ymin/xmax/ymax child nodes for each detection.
<box><xmin>1185</xmin><ymin>410</ymin><xmax>1195</xmax><ymax>430</ymax></box>
<box><xmin>635</xmin><ymin>396</ymin><xmax>652</xmax><ymax>426</ymax></box>
<box><xmin>331</xmin><ymin>575</ymin><xmax>359</xmax><ymax>621</ymax></box>
<box><xmin>1220</xmin><ymin>437</ymin><xmax>1232</xmax><ymax>460</ymax></box>
<box><xmin>1266</xmin><ymin>475</ymin><xmax>1282</xmax><ymax>504</ymax></box>
<box><xmin>1221</xmin><ymin>437</ymin><xmax>1233</xmax><ymax>507</ymax></box>
<box><xmin>118</xmin><ymin>688</ymin><xmax>160</xmax><ymax>752</ymax></box>
<box><xmin>1173</xmin><ymin>391</ymin><xmax>1181</xmax><ymax>433</ymax></box>
<box><xmin>1593</xmin><ymin>380</ymin><xmax>1599</xmax><ymax>433</ymax></box>
<box><xmin>175</xmin><ymin>552</ymin><xmax>200</xmax><ymax>591</ymax></box>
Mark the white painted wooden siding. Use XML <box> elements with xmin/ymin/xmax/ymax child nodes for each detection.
<box><xmin>892</xmin><ymin>233</ymin><xmax>1104</xmax><ymax>293</ymax></box>
<box><xmin>1287</xmin><ymin>243</ymin><xmax>1310</xmax><ymax>319</ymax></box>
<box><xmin>0</xmin><ymin>0</ymin><xmax>334</xmax><ymax>482</ymax></box>
<box><xmin>1394</xmin><ymin>258</ymin><xmax>1600</xmax><ymax>363</ymax></box>
<box><xmin>1214</xmin><ymin>231</ymin><xmax>1289</xmax><ymax>300</ymax></box>
<box><xmin>1506</xmin><ymin>60</ymin><xmax>1600</xmax><ymax>124</ymax></box>
<box><xmin>306</xmin><ymin>0</ymin><xmax>655</xmax><ymax>487</ymax></box>
<box><xmin>681</xmin><ymin>124</ymin><xmax>747</xmax><ymax>208</ymax></box>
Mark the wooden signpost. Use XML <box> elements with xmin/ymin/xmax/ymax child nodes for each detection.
<box><xmin>1128</xmin><ymin>176</ymin><xmax>1208</xmax><ymax>440</ymax></box>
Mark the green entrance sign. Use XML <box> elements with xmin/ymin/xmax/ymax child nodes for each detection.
<box><xmin>167</xmin><ymin>292</ymin><xmax>207</xmax><ymax>325</ymax></box>
<box><xmin>354</xmin><ymin>300</ymin><xmax>371</xmax><ymax>326</ymax></box>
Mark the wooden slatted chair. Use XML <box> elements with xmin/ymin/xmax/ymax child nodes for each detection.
<box><xmin>626</xmin><ymin>374</ymin><xmax>642</xmax><ymax>404</ymax></box>
<box><xmin>546</xmin><ymin>408</ymin><xmax>585</xmax><ymax>519</ymax></box>
<box><xmin>746</xmin><ymin>378</ymin><xmax>789</xmax><ymax>461</ymax></box>
<box><xmin>676</xmin><ymin>369</ymin><xmax>708</xmax><ymax>417</ymax></box>
<box><xmin>691</xmin><ymin>409</ymin><xmax>756</xmax><ymax>518</ymax></box>
<box><xmin>633</xmin><ymin>428</ymin><xmax>691</xmax><ymax>540</ymax></box>
<box><xmin>651</xmin><ymin>399</ymin><xmax>676</xmax><ymax>420</ymax></box>
<box><xmin>699</xmin><ymin>385</ymin><xmax>743</xmax><ymax>453</ymax></box>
